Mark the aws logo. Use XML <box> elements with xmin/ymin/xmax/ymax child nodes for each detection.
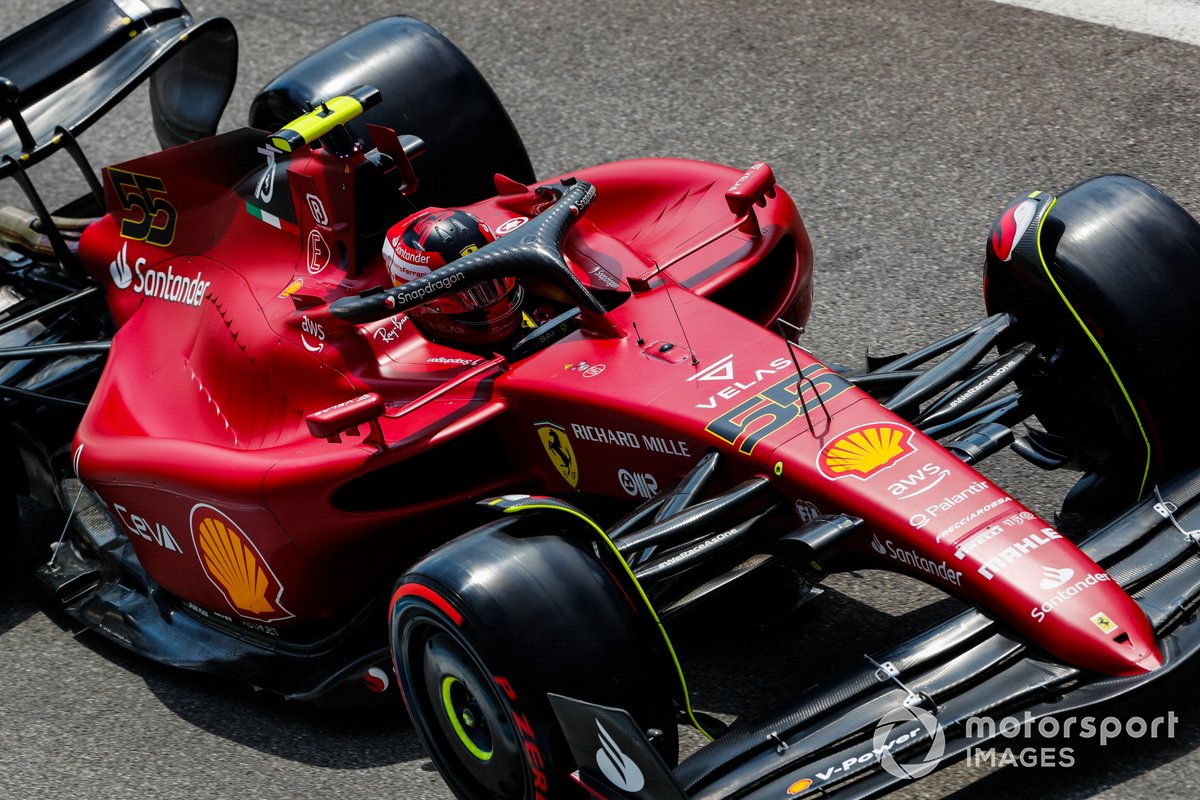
<box><xmin>887</xmin><ymin>463</ymin><xmax>951</xmax><ymax>500</ymax></box>
<box><xmin>818</xmin><ymin>423</ymin><xmax>915</xmax><ymax>481</ymax></box>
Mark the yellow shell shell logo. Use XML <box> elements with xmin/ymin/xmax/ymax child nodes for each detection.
<box><xmin>787</xmin><ymin>778</ymin><xmax>813</xmax><ymax>795</ymax></box>
<box><xmin>279</xmin><ymin>277</ymin><xmax>303</xmax><ymax>298</ymax></box>
<box><xmin>819</xmin><ymin>423</ymin><xmax>914</xmax><ymax>480</ymax></box>
<box><xmin>190</xmin><ymin>504</ymin><xmax>292</xmax><ymax>622</ymax></box>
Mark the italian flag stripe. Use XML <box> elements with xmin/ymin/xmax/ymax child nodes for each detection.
<box><xmin>245</xmin><ymin>201</ymin><xmax>298</xmax><ymax>234</ymax></box>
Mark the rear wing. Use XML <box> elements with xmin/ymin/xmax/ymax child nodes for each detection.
<box><xmin>0</xmin><ymin>0</ymin><xmax>236</xmax><ymax>172</ymax></box>
<box><xmin>0</xmin><ymin>0</ymin><xmax>235</xmax><ymax>267</ymax></box>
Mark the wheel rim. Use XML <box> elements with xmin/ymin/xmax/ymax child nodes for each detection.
<box><xmin>412</xmin><ymin>627</ymin><xmax>526</xmax><ymax>799</ymax></box>
<box><xmin>440</xmin><ymin>675</ymin><xmax>493</xmax><ymax>761</ymax></box>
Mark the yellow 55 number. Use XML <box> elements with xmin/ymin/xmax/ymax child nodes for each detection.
<box><xmin>109</xmin><ymin>168</ymin><xmax>177</xmax><ymax>247</ymax></box>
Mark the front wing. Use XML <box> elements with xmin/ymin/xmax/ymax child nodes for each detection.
<box><xmin>551</xmin><ymin>466</ymin><xmax>1200</xmax><ymax>799</ymax></box>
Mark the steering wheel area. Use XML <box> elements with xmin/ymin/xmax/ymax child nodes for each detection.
<box><xmin>329</xmin><ymin>180</ymin><xmax>607</xmax><ymax>325</ymax></box>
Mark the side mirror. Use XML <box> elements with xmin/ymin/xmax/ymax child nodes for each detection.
<box><xmin>306</xmin><ymin>392</ymin><xmax>385</xmax><ymax>450</ymax></box>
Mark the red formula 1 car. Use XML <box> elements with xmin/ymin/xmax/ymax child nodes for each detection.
<box><xmin>5</xmin><ymin>2</ymin><xmax>1200</xmax><ymax>799</ymax></box>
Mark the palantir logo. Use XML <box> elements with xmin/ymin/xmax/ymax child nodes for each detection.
<box><xmin>595</xmin><ymin>720</ymin><xmax>644</xmax><ymax>793</ymax></box>
<box><xmin>874</xmin><ymin>706</ymin><xmax>945</xmax><ymax>780</ymax></box>
<box><xmin>109</xmin><ymin>242</ymin><xmax>139</xmax><ymax>289</ymax></box>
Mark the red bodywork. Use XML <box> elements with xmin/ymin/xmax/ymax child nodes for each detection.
<box><xmin>74</xmin><ymin>127</ymin><xmax>1159</xmax><ymax>676</ymax></box>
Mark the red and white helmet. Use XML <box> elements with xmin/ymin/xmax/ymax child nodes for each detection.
<box><xmin>383</xmin><ymin>208</ymin><xmax>522</xmax><ymax>347</ymax></box>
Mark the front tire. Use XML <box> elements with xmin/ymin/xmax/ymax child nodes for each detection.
<box><xmin>985</xmin><ymin>175</ymin><xmax>1200</xmax><ymax>507</ymax></box>
<box><xmin>390</xmin><ymin>518</ymin><xmax>677</xmax><ymax>800</ymax></box>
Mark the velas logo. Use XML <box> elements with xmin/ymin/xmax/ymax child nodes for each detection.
<box><xmin>818</xmin><ymin>423</ymin><xmax>915</xmax><ymax>481</ymax></box>
<box><xmin>990</xmin><ymin>195</ymin><xmax>1038</xmax><ymax>262</ymax></box>
<box><xmin>189</xmin><ymin>504</ymin><xmax>292</xmax><ymax>623</ymax></box>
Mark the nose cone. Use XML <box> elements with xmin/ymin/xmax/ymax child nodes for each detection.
<box><xmin>954</xmin><ymin>526</ymin><xmax>1162</xmax><ymax>676</ymax></box>
<box><xmin>1034</xmin><ymin>593</ymin><xmax>1162</xmax><ymax>677</ymax></box>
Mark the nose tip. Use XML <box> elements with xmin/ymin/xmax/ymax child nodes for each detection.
<box><xmin>1104</xmin><ymin>631</ymin><xmax>1163</xmax><ymax>677</ymax></box>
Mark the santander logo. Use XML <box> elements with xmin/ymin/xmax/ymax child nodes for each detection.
<box><xmin>109</xmin><ymin>242</ymin><xmax>141</xmax><ymax>289</ymax></box>
<box><xmin>1039</xmin><ymin>566</ymin><xmax>1075</xmax><ymax>590</ymax></box>
<box><xmin>595</xmin><ymin>720</ymin><xmax>644</xmax><ymax>792</ymax></box>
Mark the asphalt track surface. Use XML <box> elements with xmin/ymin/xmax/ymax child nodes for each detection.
<box><xmin>3</xmin><ymin>1</ymin><xmax>1200</xmax><ymax>798</ymax></box>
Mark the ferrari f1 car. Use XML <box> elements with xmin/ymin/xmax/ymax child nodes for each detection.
<box><xmin>5</xmin><ymin>2</ymin><xmax>1200</xmax><ymax>799</ymax></box>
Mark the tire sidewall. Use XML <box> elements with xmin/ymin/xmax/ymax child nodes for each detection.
<box><xmin>389</xmin><ymin>525</ymin><xmax>677</xmax><ymax>800</ymax></box>
<box><xmin>392</xmin><ymin>591</ymin><xmax>562</xmax><ymax>800</ymax></box>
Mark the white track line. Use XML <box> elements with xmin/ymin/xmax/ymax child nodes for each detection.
<box><xmin>990</xmin><ymin>0</ymin><xmax>1200</xmax><ymax>47</ymax></box>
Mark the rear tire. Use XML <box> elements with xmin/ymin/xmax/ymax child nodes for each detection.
<box><xmin>390</xmin><ymin>518</ymin><xmax>677</xmax><ymax>800</ymax></box>
<box><xmin>249</xmin><ymin>16</ymin><xmax>534</xmax><ymax>210</ymax></box>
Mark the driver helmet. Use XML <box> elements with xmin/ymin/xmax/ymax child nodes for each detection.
<box><xmin>383</xmin><ymin>208</ymin><xmax>522</xmax><ymax>347</ymax></box>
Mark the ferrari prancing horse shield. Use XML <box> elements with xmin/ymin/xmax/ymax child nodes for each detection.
<box><xmin>536</xmin><ymin>422</ymin><xmax>579</xmax><ymax>487</ymax></box>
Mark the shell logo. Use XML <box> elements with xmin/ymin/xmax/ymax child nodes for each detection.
<box><xmin>278</xmin><ymin>277</ymin><xmax>303</xmax><ymax>298</ymax></box>
<box><xmin>787</xmin><ymin>778</ymin><xmax>812</xmax><ymax>795</ymax></box>
<box><xmin>190</xmin><ymin>504</ymin><xmax>293</xmax><ymax>622</ymax></box>
<box><xmin>818</xmin><ymin>423</ymin><xmax>915</xmax><ymax>481</ymax></box>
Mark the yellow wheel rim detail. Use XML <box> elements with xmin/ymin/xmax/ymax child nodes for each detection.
<box><xmin>441</xmin><ymin>676</ymin><xmax>492</xmax><ymax>762</ymax></box>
